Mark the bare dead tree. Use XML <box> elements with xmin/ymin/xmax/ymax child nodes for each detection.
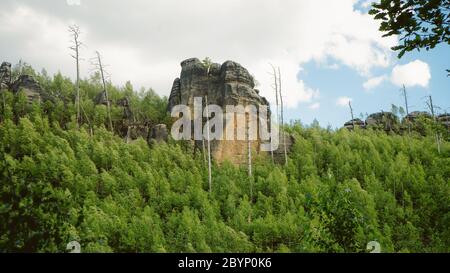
<box><xmin>278</xmin><ymin>67</ymin><xmax>288</xmax><ymax>166</ymax></box>
<box><xmin>247</xmin><ymin>112</ymin><xmax>252</xmax><ymax>177</ymax></box>
<box><xmin>401</xmin><ymin>85</ymin><xmax>411</xmax><ymax>135</ymax></box>
<box><xmin>68</xmin><ymin>25</ymin><xmax>82</xmax><ymax>129</ymax></box>
<box><xmin>199</xmin><ymin>58</ymin><xmax>214</xmax><ymax>165</ymax></box>
<box><xmin>205</xmin><ymin>95</ymin><xmax>212</xmax><ymax>193</ymax></box>
<box><xmin>270</xmin><ymin>64</ymin><xmax>280</xmax><ymax>125</ymax></box>
<box><xmin>247</xmin><ymin>112</ymin><xmax>254</xmax><ymax>202</ymax></box>
<box><xmin>269</xmin><ymin>64</ymin><xmax>280</xmax><ymax>164</ymax></box>
<box><xmin>349</xmin><ymin>101</ymin><xmax>355</xmax><ymax>129</ymax></box>
<box><xmin>202</xmin><ymin>137</ymin><xmax>207</xmax><ymax>165</ymax></box>
<box><xmin>92</xmin><ymin>51</ymin><xmax>113</xmax><ymax>131</ymax></box>
<box><xmin>426</xmin><ymin>95</ymin><xmax>441</xmax><ymax>154</ymax></box>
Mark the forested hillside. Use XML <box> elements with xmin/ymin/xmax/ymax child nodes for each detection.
<box><xmin>0</xmin><ymin>64</ymin><xmax>449</xmax><ymax>253</ymax></box>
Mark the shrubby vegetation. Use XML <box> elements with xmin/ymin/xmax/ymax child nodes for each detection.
<box><xmin>0</xmin><ymin>66</ymin><xmax>449</xmax><ymax>253</ymax></box>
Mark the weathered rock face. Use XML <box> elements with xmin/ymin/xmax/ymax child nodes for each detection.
<box><xmin>366</xmin><ymin>112</ymin><xmax>399</xmax><ymax>131</ymax></box>
<box><xmin>344</xmin><ymin>118</ymin><xmax>366</xmax><ymax>130</ymax></box>
<box><xmin>149</xmin><ymin>124</ymin><xmax>169</xmax><ymax>144</ymax></box>
<box><xmin>11</xmin><ymin>75</ymin><xmax>45</xmax><ymax>104</ymax></box>
<box><xmin>94</xmin><ymin>91</ymin><xmax>110</xmax><ymax>106</ymax></box>
<box><xmin>168</xmin><ymin>58</ymin><xmax>268</xmax><ymax>112</ymax></box>
<box><xmin>0</xmin><ymin>62</ymin><xmax>12</xmax><ymax>89</ymax></box>
<box><xmin>438</xmin><ymin>114</ymin><xmax>450</xmax><ymax>129</ymax></box>
<box><xmin>117</xmin><ymin>97</ymin><xmax>134</xmax><ymax>121</ymax></box>
<box><xmin>404</xmin><ymin>111</ymin><xmax>432</xmax><ymax>122</ymax></box>
<box><xmin>168</xmin><ymin>58</ymin><xmax>274</xmax><ymax>165</ymax></box>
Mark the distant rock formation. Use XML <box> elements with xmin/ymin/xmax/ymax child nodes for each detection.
<box><xmin>344</xmin><ymin>118</ymin><xmax>366</xmax><ymax>130</ymax></box>
<box><xmin>438</xmin><ymin>114</ymin><xmax>450</xmax><ymax>129</ymax></box>
<box><xmin>11</xmin><ymin>75</ymin><xmax>48</xmax><ymax>104</ymax></box>
<box><xmin>342</xmin><ymin>110</ymin><xmax>449</xmax><ymax>135</ymax></box>
<box><xmin>168</xmin><ymin>58</ymin><xmax>287</xmax><ymax>165</ymax></box>
<box><xmin>366</xmin><ymin>112</ymin><xmax>399</xmax><ymax>131</ymax></box>
<box><xmin>404</xmin><ymin>111</ymin><xmax>432</xmax><ymax>122</ymax></box>
<box><xmin>1</xmin><ymin>61</ymin><xmax>48</xmax><ymax>104</ymax></box>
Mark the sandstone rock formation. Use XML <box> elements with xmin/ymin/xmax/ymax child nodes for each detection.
<box><xmin>366</xmin><ymin>112</ymin><xmax>399</xmax><ymax>131</ymax></box>
<box><xmin>438</xmin><ymin>114</ymin><xmax>450</xmax><ymax>130</ymax></box>
<box><xmin>168</xmin><ymin>58</ymin><xmax>268</xmax><ymax>112</ymax></box>
<box><xmin>344</xmin><ymin>118</ymin><xmax>366</xmax><ymax>130</ymax></box>
<box><xmin>149</xmin><ymin>124</ymin><xmax>169</xmax><ymax>144</ymax></box>
<box><xmin>168</xmin><ymin>58</ymin><xmax>282</xmax><ymax>165</ymax></box>
<box><xmin>10</xmin><ymin>74</ymin><xmax>47</xmax><ymax>104</ymax></box>
<box><xmin>0</xmin><ymin>62</ymin><xmax>12</xmax><ymax>89</ymax></box>
<box><xmin>404</xmin><ymin>111</ymin><xmax>432</xmax><ymax>122</ymax></box>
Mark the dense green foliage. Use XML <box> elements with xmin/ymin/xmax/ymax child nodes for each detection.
<box><xmin>0</xmin><ymin>66</ymin><xmax>449</xmax><ymax>253</ymax></box>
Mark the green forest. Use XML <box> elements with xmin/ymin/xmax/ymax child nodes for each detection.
<box><xmin>0</xmin><ymin>63</ymin><xmax>449</xmax><ymax>253</ymax></box>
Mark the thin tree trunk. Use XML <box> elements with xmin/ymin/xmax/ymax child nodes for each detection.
<box><xmin>270</xmin><ymin>64</ymin><xmax>279</xmax><ymax>164</ymax></box>
<box><xmin>402</xmin><ymin>85</ymin><xmax>411</xmax><ymax>135</ymax></box>
<box><xmin>428</xmin><ymin>95</ymin><xmax>441</xmax><ymax>154</ymax></box>
<box><xmin>271</xmin><ymin>65</ymin><xmax>280</xmax><ymax>125</ymax></box>
<box><xmin>69</xmin><ymin>25</ymin><xmax>82</xmax><ymax>130</ymax></box>
<box><xmin>278</xmin><ymin>67</ymin><xmax>287</xmax><ymax>166</ymax></box>
<box><xmin>247</xmin><ymin>112</ymin><xmax>252</xmax><ymax>177</ymax></box>
<box><xmin>126</xmin><ymin>126</ymin><xmax>131</xmax><ymax>144</ymax></box>
<box><xmin>96</xmin><ymin>51</ymin><xmax>113</xmax><ymax>131</ymax></box>
<box><xmin>76</xmin><ymin>47</ymin><xmax>80</xmax><ymax>129</ymax></box>
<box><xmin>202</xmin><ymin>138</ymin><xmax>206</xmax><ymax>165</ymax></box>
<box><xmin>79</xmin><ymin>100</ymin><xmax>93</xmax><ymax>136</ymax></box>
<box><xmin>349</xmin><ymin>101</ymin><xmax>355</xmax><ymax>129</ymax></box>
<box><xmin>205</xmin><ymin>95</ymin><xmax>212</xmax><ymax>193</ymax></box>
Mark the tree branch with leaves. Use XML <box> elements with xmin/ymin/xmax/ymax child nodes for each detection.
<box><xmin>369</xmin><ymin>0</ymin><xmax>449</xmax><ymax>75</ymax></box>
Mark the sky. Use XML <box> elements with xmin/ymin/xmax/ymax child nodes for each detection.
<box><xmin>0</xmin><ymin>0</ymin><xmax>448</xmax><ymax>128</ymax></box>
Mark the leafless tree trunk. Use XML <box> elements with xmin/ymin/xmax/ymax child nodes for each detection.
<box><xmin>205</xmin><ymin>95</ymin><xmax>212</xmax><ymax>193</ymax></box>
<box><xmin>270</xmin><ymin>64</ymin><xmax>279</xmax><ymax>163</ymax></box>
<box><xmin>94</xmin><ymin>51</ymin><xmax>113</xmax><ymax>131</ymax></box>
<box><xmin>79</xmin><ymin>99</ymin><xmax>93</xmax><ymax>136</ymax></box>
<box><xmin>278</xmin><ymin>67</ymin><xmax>288</xmax><ymax>166</ymax></box>
<box><xmin>270</xmin><ymin>64</ymin><xmax>280</xmax><ymax>124</ymax></box>
<box><xmin>349</xmin><ymin>101</ymin><xmax>355</xmax><ymax>129</ymax></box>
<box><xmin>401</xmin><ymin>85</ymin><xmax>411</xmax><ymax>135</ymax></box>
<box><xmin>247</xmin><ymin>112</ymin><xmax>252</xmax><ymax>177</ymax></box>
<box><xmin>427</xmin><ymin>95</ymin><xmax>441</xmax><ymax>154</ymax></box>
<box><xmin>202</xmin><ymin>138</ymin><xmax>206</xmax><ymax>165</ymax></box>
<box><xmin>68</xmin><ymin>25</ymin><xmax>82</xmax><ymax>129</ymax></box>
<box><xmin>126</xmin><ymin>126</ymin><xmax>131</xmax><ymax>144</ymax></box>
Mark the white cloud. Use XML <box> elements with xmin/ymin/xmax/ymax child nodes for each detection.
<box><xmin>309</xmin><ymin>103</ymin><xmax>321</xmax><ymax>110</ymax></box>
<box><xmin>391</xmin><ymin>60</ymin><xmax>431</xmax><ymax>88</ymax></box>
<box><xmin>363</xmin><ymin>75</ymin><xmax>386</xmax><ymax>90</ymax></box>
<box><xmin>0</xmin><ymin>0</ymin><xmax>398</xmax><ymax>109</ymax></box>
<box><xmin>336</xmin><ymin>96</ymin><xmax>352</xmax><ymax>107</ymax></box>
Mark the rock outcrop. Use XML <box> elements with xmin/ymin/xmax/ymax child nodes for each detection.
<box><xmin>94</xmin><ymin>91</ymin><xmax>110</xmax><ymax>106</ymax></box>
<box><xmin>0</xmin><ymin>62</ymin><xmax>12</xmax><ymax>89</ymax></box>
<box><xmin>438</xmin><ymin>114</ymin><xmax>450</xmax><ymax>129</ymax></box>
<box><xmin>149</xmin><ymin>124</ymin><xmax>169</xmax><ymax>144</ymax></box>
<box><xmin>11</xmin><ymin>74</ymin><xmax>47</xmax><ymax>104</ymax></box>
<box><xmin>404</xmin><ymin>111</ymin><xmax>432</xmax><ymax>122</ymax></box>
<box><xmin>366</xmin><ymin>112</ymin><xmax>399</xmax><ymax>131</ymax></box>
<box><xmin>168</xmin><ymin>58</ymin><xmax>268</xmax><ymax>112</ymax></box>
<box><xmin>1</xmin><ymin>61</ymin><xmax>46</xmax><ymax>104</ymax></box>
<box><xmin>344</xmin><ymin>118</ymin><xmax>366</xmax><ymax>130</ymax></box>
<box><xmin>168</xmin><ymin>58</ymin><xmax>282</xmax><ymax>165</ymax></box>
